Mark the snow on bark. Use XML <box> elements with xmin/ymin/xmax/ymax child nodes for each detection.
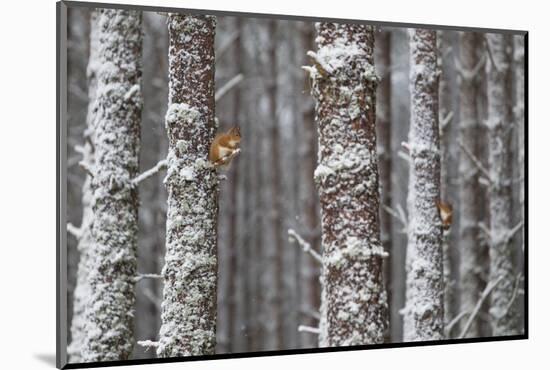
<box><xmin>402</xmin><ymin>29</ymin><xmax>444</xmax><ymax>342</ymax></box>
<box><xmin>514</xmin><ymin>35</ymin><xmax>525</xmax><ymax>252</ymax></box>
<box><xmin>156</xmin><ymin>14</ymin><xmax>219</xmax><ymax>357</ymax></box>
<box><xmin>82</xmin><ymin>9</ymin><xmax>142</xmax><ymax>362</ymax></box>
<box><xmin>457</xmin><ymin>32</ymin><xmax>484</xmax><ymax>338</ymax></box>
<box><xmin>306</xmin><ymin>22</ymin><xmax>389</xmax><ymax>346</ymax></box>
<box><xmin>486</xmin><ymin>33</ymin><xmax>520</xmax><ymax>336</ymax></box>
<box><xmin>67</xmin><ymin>11</ymin><xmax>99</xmax><ymax>362</ymax></box>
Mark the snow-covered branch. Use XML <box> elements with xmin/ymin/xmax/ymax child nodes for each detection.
<box><xmin>484</xmin><ymin>36</ymin><xmax>503</xmax><ymax>75</ymax></box>
<box><xmin>458</xmin><ymin>139</ymin><xmax>491</xmax><ymax>181</ymax></box>
<box><xmin>133</xmin><ymin>273</ymin><xmax>163</xmax><ymax>283</ymax></box>
<box><xmin>506</xmin><ymin>221</ymin><xmax>524</xmax><ymax>243</ymax></box>
<box><xmin>78</xmin><ymin>160</ymin><xmax>94</xmax><ymax>178</ymax></box>
<box><xmin>459</xmin><ymin>275</ymin><xmax>503</xmax><ymax>338</ymax></box>
<box><xmin>67</xmin><ymin>222</ymin><xmax>83</xmax><ymax>239</ymax></box>
<box><xmin>298</xmin><ymin>325</ymin><xmax>321</xmax><ymax>335</ymax></box>
<box><xmin>454</xmin><ymin>54</ymin><xmax>486</xmax><ymax>81</ymax></box>
<box><xmin>215</xmin><ymin>73</ymin><xmax>244</xmax><ymax>102</ymax></box>
<box><xmin>213</xmin><ymin>148</ymin><xmax>241</xmax><ymax>168</ymax></box>
<box><xmin>440</xmin><ymin>111</ymin><xmax>454</xmax><ymax>131</ymax></box>
<box><xmin>131</xmin><ymin>159</ymin><xmax>167</xmax><ymax>187</ymax></box>
<box><xmin>288</xmin><ymin>229</ymin><xmax>322</xmax><ymax>264</ymax></box>
<box><xmin>137</xmin><ymin>340</ymin><xmax>159</xmax><ymax>352</ymax></box>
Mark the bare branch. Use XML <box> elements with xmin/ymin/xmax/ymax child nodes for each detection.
<box><xmin>215</xmin><ymin>73</ymin><xmax>244</xmax><ymax>102</ymax></box>
<box><xmin>445</xmin><ymin>310</ymin><xmax>469</xmax><ymax>338</ymax></box>
<box><xmin>506</xmin><ymin>221</ymin><xmax>524</xmax><ymax>243</ymax></box>
<box><xmin>213</xmin><ymin>148</ymin><xmax>241</xmax><ymax>168</ymax></box>
<box><xmin>483</xmin><ymin>35</ymin><xmax>503</xmax><ymax>74</ymax></box>
<box><xmin>67</xmin><ymin>222</ymin><xmax>82</xmax><ymax>239</ymax></box>
<box><xmin>459</xmin><ymin>276</ymin><xmax>504</xmax><ymax>338</ymax></box>
<box><xmin>454</xmin><ymin>54</ymin><xmax>486</xmax><ymax>81</ymax></box>
<box><xmin>216</xmin><ymin>31</ymin><xmax>240</xmax><ymax>63</ymax></box>
<box><xmin>288</xmin><ymin>229</ymin><xmax>322</xmax><ymax>264</ymax></box>
<box><xmin>131</xmin><ymin>159</ymin><xmax>167</xmax><ymax>187</ymax></box>
<box><xmin>458</xmin><ymin>139</ymin><xmax>491</xmax><ymax>181</ymax></box>
<box><xmin>382</xmin><ymin>205</ymin><xmax>408</xmax><ymax>232</ymax></box>
<box><xmin>298</xmin><ymin>325</ymin><xmax>321</xmax><ymax>335</ymax></box>
<box><xmin>401</xmin><ymin>141</ymin><xmax>411</xmax><ymax>152</ymax></box>
<box><xmin>441</xmin><ymin>111</ymin><xmax>454</xmax><ymax>131</ymax></box>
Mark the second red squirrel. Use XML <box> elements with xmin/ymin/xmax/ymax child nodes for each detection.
<box><xmin>208</xmin><ymin>126</ymin><xmax>241</xmax><ymax>168</ymax></box>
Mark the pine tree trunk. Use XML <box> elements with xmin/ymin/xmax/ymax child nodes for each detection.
<box><xmin>375</xmin><ymin>30</ymin><xmax>393</xmax><ymax>341</ymax></box>
<box><xmin>486</xmin><ymin>34</ymin><xmax>520</xmax><ymax>336</ymax></box>
<box><xmin>82</xmin><ymin>9</ymin><xmax>142</xmax><ymax>362</ymax></box>
<box><xmin>458</xmin><ymin>32</ymin><xmax>484</xmax><ymax>338</ymax></box>
<box><xmin>402</xmin><ymin>29</ymin><xmax>444</xmax><ymax>342</ymax></box>
<box><xmin>307</xmin><ymin>22</ymin><xmax>388</xmax><ymax>346</ymax></box>
<box><xmin>157</xmin><ymin>14</ymin><xmax>219</xmax><ymax>357</ymax></box>
<box><xmin>67</xmin><ymin>10</ymin><xmax>99</xmax><ymax>362</ymax></box>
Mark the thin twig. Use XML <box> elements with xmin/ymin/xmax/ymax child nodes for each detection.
<box><xmin>458</xmin><ymin>139</ymin><xmax>491</xmax><ymax>181</ymax></box>
<box><xmin>298</xmin><ymin>325</ymin><xmax>321</xmax><ymax>335</ymax></box>
<box><xmin>441</xmin><ymin>111</ymin><xmax>454</xmax><ymax>131</ymax></box>
<box><xmin>78</xmin><ymin>160</ymin><xmax>94</xmax><ymax>178</ymax></box>
<box><xmin>382</xmin><ymin>205</ymin><xmax>408</xmax><ymax>231</ymax></box>
<box><xmin>288</xmin><ymin>229</ymin><xmax>322</xmax><ymax>264</ymax></box>
<box><xmin>133</xmin><ymin>274</ymin><xmax>164</xmax><ymax>283</ymax></box>
<box><xmin>459</xmin><ymin>276</ymin><xmax>504</xmax><ymax>338</ymax></box>
<box><xmin>499</xmin><ymin>274</ymin><xmax>523</xmax><ymax>319</ymax></box>
<box><xmin>215</xmin><ymin>74</ymin><xmax>244</xmax><ymax>102</ymax></box>
<box><xmin>484</xmin><ymin>35</ymin><xmax>502</xmax><ymax>74</ymax></box>
<box><xmin>131</xmin><ymin>159</ymin><xmax>167</xmax><ymax>187</ymax></box>
<box><xmin>506</xmin><ymin>221</ymin><xmax>524</xmax><ymax>243</ymax></box>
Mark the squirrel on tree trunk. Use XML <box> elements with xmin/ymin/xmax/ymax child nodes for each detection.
<box><xmin>209</xmin><ymin>126</ymin><xmax>241</xmax><ymax>168</ymax></box>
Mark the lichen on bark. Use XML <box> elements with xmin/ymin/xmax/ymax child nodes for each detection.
<box><xmin>81</xmin><ymin>9</ymin><xmax>142</xmax><ymax>362</ymax></box>
<box><xmin>306</xmin><ymin>22</ymin><xmax>388</xmax><ymax>347</ymax></box>
<box><xmin>156</xmin><ymin>14</ymin><xmax>219</xmax><ymax>357</ymax></box>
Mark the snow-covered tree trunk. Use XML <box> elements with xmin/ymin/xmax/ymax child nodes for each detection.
<box><xmin>457</xmin><ymin>32</ymin><xmax>484</xmax><ymax>338</ymax></box>
<box><xmin>486</xmin><ymin>34</ymin><xmax>520</xmax><ymax>336</ymax></box>
<box><xmin>375</xmin><ymin>31</ymin><xmax>393</xmax><ymax>329</ymax></box>
<box><xmin>402</xmin><ymin>29</ymin><xmax>444</xmax><ymax>342</ymax></box>
<box><xmin>67</xmin><ymin>10</ymin><xmax>99</xmax><ymax>362</ymax></box>
<box><xmin>436</xmin><ymin>31</ymin><xmax>454</xmax><ymax>332</ymax></box>
<box><xmin>82</xmin><ymin>9</ymin><xmax>142</xmax><ymax>362</ymax></box>
<box><xmin>306</xmin><ymin>22</ymin><xmax>388</xmax><ymax>346</ymax></box>
<box><xmin>514</xmin><ymin>35</ymin><xmax>525</xmax><ymax>252</ymax></box>
<box><xmin>157</xmin><ymin>14</ymin><xmax>219</xmax><ymax>357</ymax></box>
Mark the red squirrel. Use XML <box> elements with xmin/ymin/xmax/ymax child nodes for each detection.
<box><xmin>436</xmin><ymin>200</ymin><xmax>453</xmax><ymax>230</ymax></box>
<box><xmin>208</xmin><ymin>126</ymin><xmax>241</xmax><ymax>168</ymax></box>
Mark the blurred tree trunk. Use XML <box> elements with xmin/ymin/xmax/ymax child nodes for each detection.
<box><xmin>457</xmin><ymin>32</ymin><xmax>484</xmax><ymax>338</ymax></box>
<box><xmin>375</xmin><ymin>30</ymin><xmax>393</xmax><ymax>341</ymax></box>
<box><xmin>486</xmin><ymin>34</ymin><xmax>520</xmax><ymax>336</ymax></box>
<box><xmin>157</xmin><ymin>14</ymin><xmax>219</xmax><ymax>357</ymax></box>
<box><xmin>298</xmin><ymin>21</ymin><xmax>321</xmax><ymax>349</ymax></box>
<box><xmin>514</xmin><ymin>35</ymin><xmax>525</xmax><ymax>252</ymax></box>
<box><xmin>68</xmin><ymin>10</ymin><xmax>99</xmax><ymax>362</ymax></box>
<box><xmin>82</xmin><ymin>9</ymin><xmax>142</xmax><ymax>362</ymax></box>
<box><xmin>402</xmin><ymin>29</ymin><xmax>444</xmax><ymax>342</ymax></box>
<box><xmin>307</xmin><ymin>22</ymin><xmax>388</xmax><ymax>346</ymax></box>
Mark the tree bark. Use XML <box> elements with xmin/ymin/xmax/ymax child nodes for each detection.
<box><xmin>402</xmin><ymin>29</ymin><xmax>444</xmax><ymax>342</ymax></box>
<box><xmin>68</xmin><ymin>11</ymin><xmax>99</xmax><ymax>362</ymax></box>
<box><xmin>157</xmin><ymin>14</ymin><xmax>219</xmax><ymax>357</ymax></box>
<box><xmin>82</xmin><ymin>9</ymin><xmax>142</xmax><ymax>362</ymax></box>
<box><xmin>307</xmin><ymin>22</ymin><xmax>388</xmax><ymax>346</ymax></box>
<box><xmin>486</xmin><ymin>34</ymin><xmax>520</xmax><ymax>336</ymax></box>
<box><xmin>457</xmin><ymin>32</ymin><xmax>484</xmax><ymax>338</ymax></box>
